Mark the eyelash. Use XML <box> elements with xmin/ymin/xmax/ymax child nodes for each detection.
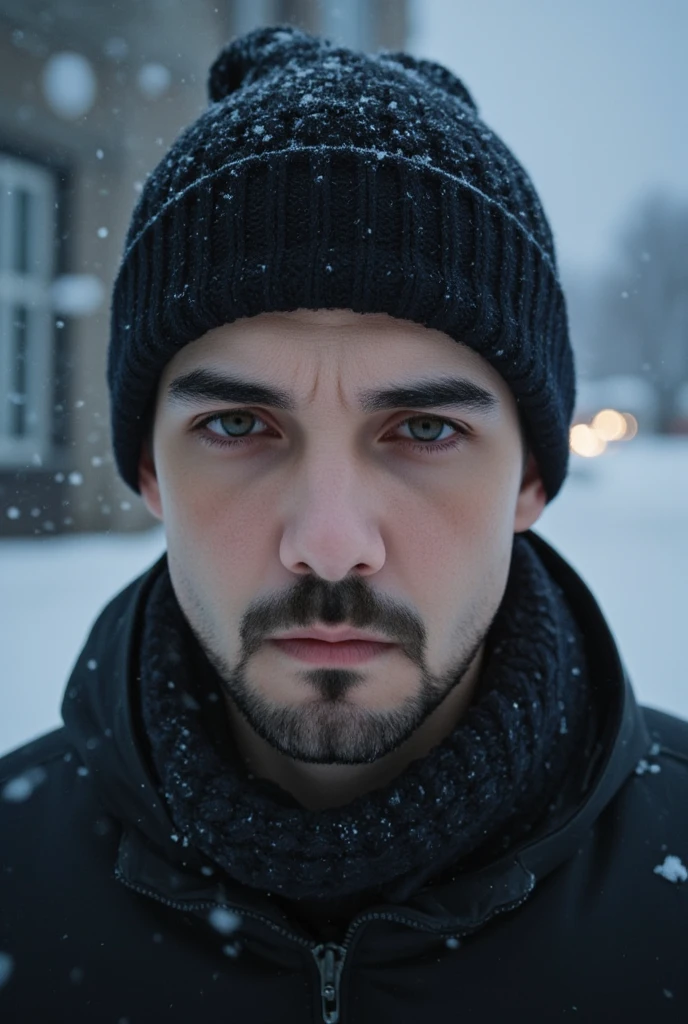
<box><xmin>194</xmin><ymin>410</ymin><xmax>469</xmax><ymax>456</ymax></box>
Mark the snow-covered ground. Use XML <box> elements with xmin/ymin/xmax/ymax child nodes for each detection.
<box><xmin>1</xmin><ymin>436</ymin><xmax>686</xmax><ymax>758</ymax></box>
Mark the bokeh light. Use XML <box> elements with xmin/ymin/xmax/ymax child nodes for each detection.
<box><xmin>621</xmin><ymin>413</ymin><xmax>638</xmax><ymax>439</ymax></box>
<box><xmin>592</xmin><ymin>408</ymin><xmax>628</xmax><ymax>441</ymax></box>
<box><xmin>570</xmin><ymin>423</ymin><xmax>607</xmax><ymax>457</ymax></box>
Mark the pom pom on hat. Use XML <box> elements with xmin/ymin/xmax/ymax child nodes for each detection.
<box><xmin>110</xmin><ymin>24</ymin><xmax>575</xmax><ymax>503</ymax></box>
<box><xmin>208</xmin><ymin>23</ymin><xmax>333</xmax><ymax>103</ymax></box>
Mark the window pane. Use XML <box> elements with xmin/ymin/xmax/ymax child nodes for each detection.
<box><xmin>0</xmin><ymin>184</ymin><xmax>5</xmax><ymax>272</ymax></box>
<box><xmin>10</xmin><ymin>305</ymin><xmax>28</xmax><ymax>438</ymax></box>
<box><xmin>13</xmin><ymin>189</ymin><xmax>31</xmax><ymax>274</ymax></box>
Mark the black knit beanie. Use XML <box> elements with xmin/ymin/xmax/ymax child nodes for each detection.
<box><xmin>108</xmin><ymin>23</ymin><xmax>575</xmax><ymax>501</ymax></box>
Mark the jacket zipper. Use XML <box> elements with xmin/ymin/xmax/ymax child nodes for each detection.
<box><xmin>310</xmin><ymin>880</ymin><xmax>537</xmax><ymax>1023</ymax></box>
<box><xmin>312</xmin><ymin>943</ymin><xmax>346</xmax><ymax>1024</ymax></box>
<box><xmin>116</xmin><ymin>867</ymin><xmax>535</xmax><ymax>1024</ymax></box>
<box><xmin>115</xmin><ymin>867</ymin><xmax>315</xmax><ymax>949</ymax></box>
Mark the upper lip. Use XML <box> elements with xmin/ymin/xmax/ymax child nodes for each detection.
<box><xmin>271</xmin><ymin>626</ymin><xmax>393</xmax><ymax>644</ymax></box>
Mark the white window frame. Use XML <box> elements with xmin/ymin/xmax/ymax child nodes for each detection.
<box><xmin>0</xmin><ymin>154</ymin><xmax>56</xmax><ymax>467</ymax></box>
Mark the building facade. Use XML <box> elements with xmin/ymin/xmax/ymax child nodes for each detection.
<box><xmin>0</xmin><ymin>0</ymin><xmax>408</xmax><ymax>537</ymax></box>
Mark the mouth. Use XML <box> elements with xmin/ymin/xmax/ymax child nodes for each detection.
<box><xmin>270</xmin><ymin>625</ymin><xmax>392</xmax><ymax>644</ymax></box>
<box><xmin>270</xmin><ymin>638</ymin><xmax>396</xmax><ymax>666</ymax></box>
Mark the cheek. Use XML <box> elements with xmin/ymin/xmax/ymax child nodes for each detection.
<box><xmin>163</xmin><ymin>487</ymin><xmax>273</xmax><ymax>664</ymax></box>
<box><xmin>456</xmin><ymin>444</ymin><xmax>522</xmax><ymax>547</ymax></box>
<box><xmin>156</xmin><ymin>442</ymin><xmax>252</xmax><ymax>542</ymax></box>
<box><xmin>404</xmin><ymin>463</ymin><xmax>516</xmax><ymax>618</ymax></box>
<box><xmin>161</xmin><ymin>470</ymin><xmax>275</xmax><ymax>605</ymax></box>
<box><xmin>420</xmin><ymin>466</ymin><xmax>512</xmax><ymax>555</ymax></box>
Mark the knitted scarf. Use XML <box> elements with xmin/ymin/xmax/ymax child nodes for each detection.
<box><xmin>139</xmin><ymin>534</ymin><xmax>597</xmax><ymax>908</ymax></box>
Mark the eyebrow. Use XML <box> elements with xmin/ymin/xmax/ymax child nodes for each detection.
<box><xmin>166</xmin><ymin>368</ymin><xmax>500</xmax><ymax>416</ymax></box>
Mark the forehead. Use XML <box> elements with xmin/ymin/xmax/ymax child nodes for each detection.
<box><xmin>160</xmin><ymin>309</ymin><xmax>511</xmax><ymax>398</ymax></box>
<box><xmin>159</xmin><ymin>314</ymin><xmax>516</xmax><ymax>426</ymax></box>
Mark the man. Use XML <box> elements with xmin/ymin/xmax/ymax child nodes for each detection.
<box><xmin>1</xmin><ymin>24</ymin><xmax>686</xmax><ymax>1023</ymax></box>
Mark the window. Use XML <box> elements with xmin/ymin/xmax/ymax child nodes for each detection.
<box><xmin>0</xmin><ymin>154</ymin><xmax>56</xmax><ymax>467</ymax></box>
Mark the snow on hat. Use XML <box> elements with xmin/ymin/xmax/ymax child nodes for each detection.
<box><xmin>108</xmin><ymin>23</ymin><xmax>575</xmax><ymax>500</ymax></box>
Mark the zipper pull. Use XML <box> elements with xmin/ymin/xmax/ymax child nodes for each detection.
<box><xmin>312</xmin><ymin>942</ymin><xmax>346</xmax><ymax>1024</ymax></box>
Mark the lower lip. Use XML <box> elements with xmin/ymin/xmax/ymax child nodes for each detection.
<box><xmin>271</xmin><ymin>639</ymin><xmax>394</xmax><ymax>665</ymax></box>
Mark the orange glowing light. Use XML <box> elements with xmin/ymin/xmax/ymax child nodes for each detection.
<box><xmin>570</xmin><ymin>424</ymin><xmax>607</xmax><ymax>457</ymax></box>
<box><xmin>592</xmin><ymin>408</ymin><xmax>627</xmax><ymax>441</ymax></box>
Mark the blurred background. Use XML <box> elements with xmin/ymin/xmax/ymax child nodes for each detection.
<box><xmin>0</xmin><ymin>0</ymin><xmax>686</xmax><ymax>755</ymax></box>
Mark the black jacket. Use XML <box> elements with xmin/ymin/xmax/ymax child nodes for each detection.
<box><xmin>1</xmin><ymin>530</ymin><xmax>687</xmax><ymax>1023</ymax></box>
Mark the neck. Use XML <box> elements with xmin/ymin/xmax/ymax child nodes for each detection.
<box><xmin>223</xmin><ymin>645</ymin><xmax>485</xmax><ymax>810</ymax></box>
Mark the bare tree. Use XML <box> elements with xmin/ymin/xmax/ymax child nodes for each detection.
<box><xmin>589</xmin><ymin>191</ymin><xmax>688</xmax><ymax>432</ymax></box>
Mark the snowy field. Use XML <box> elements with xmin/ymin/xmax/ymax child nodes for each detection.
<box><xmin>1</xmin><ymin>435</ymin><xmax>686</xmax><ymax>758</ymax></box>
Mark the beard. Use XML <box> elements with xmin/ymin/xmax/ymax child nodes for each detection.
<box><xmin>170</xmin><ymin>553</ymin><xmax>502</xmax><ymax>767</ymax></box>
<box><xmin>191</xmin><ymin>622</ymin><xmax>490</xmax><ymax>766</ymax></box>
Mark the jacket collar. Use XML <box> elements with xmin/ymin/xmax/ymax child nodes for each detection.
<box><xmin>406</xmin><ymin>531</ymin><xmax>651</xmax><ymax>927</ymax></box>
<box><xmin>61</xmin><ymin>530</ymin><xmax>651</xmax><ymax>937</ymax></box>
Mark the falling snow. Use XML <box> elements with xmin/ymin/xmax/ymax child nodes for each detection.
<box><xmin>41</xmin><ymin>51</ymin><xmax>97</xmax><ymax>119</ymax></box>
<box><xmin>137</xmin><ymin>63</ymin><xmax>172</xmax><ymax>100</ymax></box>
<box><xmin>0</xmin><ymin>952</ymin><xmax>14</xmax><ymax>990</ymax></box>
<box><xmin>51</xmin><ymin>274</ymin><xmax>105</xmax><ymax>317</ymax></box>
<box><xmin>1</xmin><ymin>766</ymin><xmax>47</xmax><ymax>803</ymax></box>
<box><xmin>653</xmin><ymin>855</ymin><xmax>687</xmax><ymax>883</ymax></box>
<box><xmin>208</xmin><ymin>907</ymin><xmax>242</xmax><ymax>935</ymax></box>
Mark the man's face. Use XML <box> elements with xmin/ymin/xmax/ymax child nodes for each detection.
<box><xmin>139</xmin><ymin>309</ymin><xmax>547</xmax><ymax>766</ymax></box>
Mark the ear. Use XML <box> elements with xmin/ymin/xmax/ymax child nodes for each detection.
<box><xmin>513</xmin><ymin>450</ymin><xmax>548</xmax><ymax>534</ymax></box>
<box><xmin>138</xmin><ymin>435</ymin><xmax>164</xmax><ymax>521</ymax></box>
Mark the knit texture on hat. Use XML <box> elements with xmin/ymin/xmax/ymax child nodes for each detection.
<box><xmin>108</xmin><ymin>23</ymin><xmax>575</xmax><ymax>500</ymax></box>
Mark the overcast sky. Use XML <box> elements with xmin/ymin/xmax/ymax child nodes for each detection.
<box><xmin>408</xmin><ymin>0</ymin><xmax>688</xmax><ymax>278</ymax></box>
